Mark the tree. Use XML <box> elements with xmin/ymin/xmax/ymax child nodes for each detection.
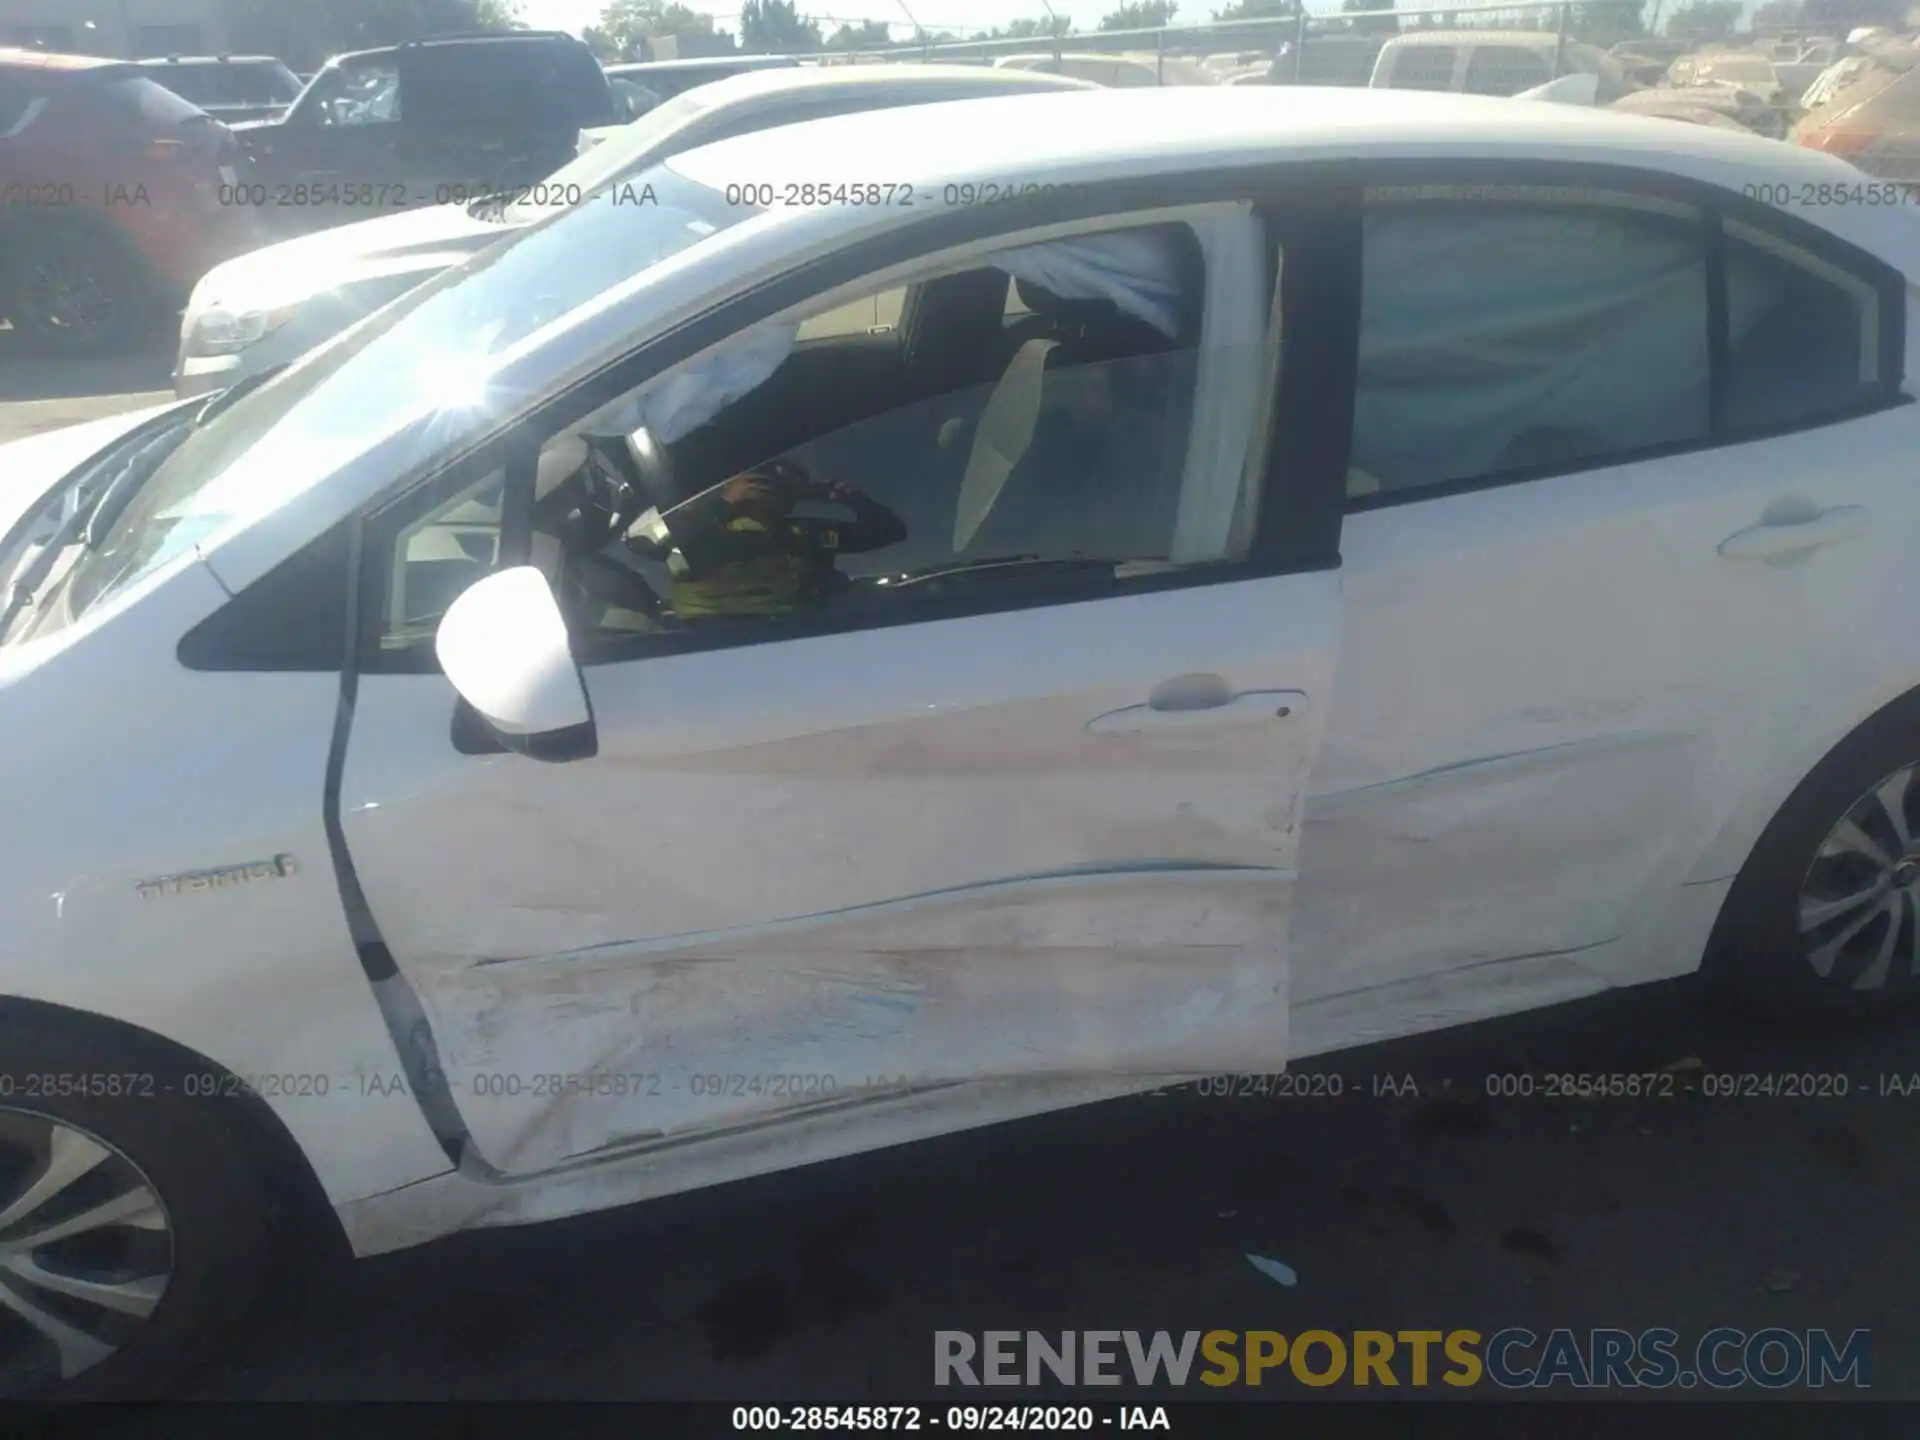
<box><xmin>1098</xmin><ymin>1</ymin><xmax>1178</xmax><ymax>29</ymax></box>
<box><xmin>597</xmin><ymin>0</ymin><xmax>716</xmax><ymax>56</ymax></box>
<box><xmin>740</xmin><ymin>0</ymin><xmax>823</xmax><ymax>51</ymax></box>
<box><xmin>1574</xmin><ymin>0</ymin><xmax>1645</xmax><ymax>43</ymax></box>
<box><xmin>1802</xmin><ymin>0</ymin><xmax>1906</xmax><ymax>30</ymax></box>
<box><xmin>225</xmin><ymin>0</ymin><xmax>424</xmax><ymax>71</ymax></box>
<box><xmin>827</xmin><ymin>18</ymin><xmax>893</xmax><ymax>47</ymax></box>
<box><xmin>1665</xmin><ymin>0</ymin><xmax>1742</xmax><ymax>38</ymax></box>
<box><xmin>1213</xmin><ymin>0</ymin><xmax>1295</xmax><ymax>16</ymax></box>
<box><xmin>994</xmin><ymin>15</ymin><xmax>1074</xmax><ymax>35</ymax></box>
<box><xmin>468</xmin><ymin>0</ymin><xmax>523</xmax><ymax>25</ymax></box>
<box><xmin>1750</xmin><ymin>0</ymin><xmax>1805</xmax><ymax>32</ymax></box>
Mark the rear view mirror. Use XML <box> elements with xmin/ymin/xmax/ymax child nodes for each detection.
<box><xmin>435</xmin><ymin>566</ymin><xmax>596</xmax><ymax>762</ymax></box>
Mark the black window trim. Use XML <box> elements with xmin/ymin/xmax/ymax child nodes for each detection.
<box><xmin>1339</xmin><ymin>158</ymin><xmax>1910</xmax><ymax>517</ymax></box>
<box><xmin>337</xmin><ymin>166</ymin><xmax>1354</xmax><ymax>677</ymax></box>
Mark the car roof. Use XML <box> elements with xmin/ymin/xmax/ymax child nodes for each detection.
<box><xmin>0</xmin><ymin>47</ymin><xmax>124</xmax><ymax>72</ymax></box>
<box><xmin>1377</xmin><ymin>30</ymin><xmax>1593</xmax><ymax>51</ymax></box>
<box><xmin>667</xmin><ymin>86</ymin><xmax>1885</xmax><ymax>245</ymax></box>
<box><xmin>660</xmin><ymin>60</ymin><xmax>1099</xmax><ymax>104</ymax></box>
<box><xmin>606</xmin><ymin>56</ymin><xmax>799</xmax><ymax>75</ymax></box>
<box><xmin>135</xmin><ymin>55</ymin><xmax>286</xmax><ymax>66</ymax></box>
<box><xmin>328</xmin><ymin>31</ymin><xmax>586</xmax><ymax>66</ymax></box>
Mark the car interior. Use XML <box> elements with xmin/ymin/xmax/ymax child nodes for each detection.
<box><xmin>383</xmin><ymin>224</ymin><xmax>1214</xmax><ymax>647</ymax></box>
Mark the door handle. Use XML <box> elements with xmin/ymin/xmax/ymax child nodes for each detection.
<box><xmin>1718</xmin><ymin>505</ymin><xmax>1869</xmax><ymax>560</ymax></box>
<box><xmin>1087</xmin><ymin>690</ymin><xmax>1307</xmax><ymax>737</ymax></box>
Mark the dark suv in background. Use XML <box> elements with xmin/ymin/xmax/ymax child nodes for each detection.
<box><xmin>231</xmin><ymin>30</ymin><xmax>618</xmax><ymax>238</ymax></box>
<box><xmin>135</xmin><ymin>55</ymin><xmax>305</xmax><ymax>124</ymax></box>
<box><xmin>0</xmin><ymin>49</ymin><xmax>259</xmax><ymax>355</ymax></box>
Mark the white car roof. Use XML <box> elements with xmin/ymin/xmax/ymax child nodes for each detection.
<box><xmin>662</xmin><ymin>59</ymin><xmax>1099</xmax><ymax>104</ymax></box>
<box><xmin>666</xmin><ymin>86</ymin><xmax>1920</xmax><ymax>271</ymax></box>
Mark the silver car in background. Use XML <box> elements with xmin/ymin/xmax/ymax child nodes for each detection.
<box><xmin>173</xmin><ymin>63</ymin><xmax>1094</xmax><ymax>397</ymax></box>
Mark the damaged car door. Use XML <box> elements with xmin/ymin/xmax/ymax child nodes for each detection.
<box><xmin>334</xmin><ymin>195</ymin><xmax>1344</xmax><ymax>1178</ymax></box>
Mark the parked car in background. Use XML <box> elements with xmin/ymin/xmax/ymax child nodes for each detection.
<box><xmin>1794</xmin><ymin>45</ymin><xmax>1920</xmax><ymax>180</ymax></box>
<box><xmin>5</xmin><ymin>82</ymin><xmax>1920</xmax><ymax>1404</ymax></box>
<box><xmin>1612</xmin><ymin>81</ymin><xmax>1775</xmax><ymax>135</ymax></box>
<box><xmin>229</xmin><ymin>30</ymin><xmax>617</xmax><ymax>239</ymax></box>
<box><xmin>1265</xmin><ymin>33</ymin><xmax>1389</xmax><ymax>86</ymax></box>
<box><xmin>1609</xmin><ymin>35</ymin><xmax>1692</xmax><ymax>83</ymax></box>
<box><xmin>1369</xmin><ymin>32</ymin><xmax>1630</xmax><ymax>100</ymax></box>
<box><xmin>1667</xmin><ymin>50</ymin><xmax>1791</xmax><ymax>107</ymax></box>
<box><xmin>175</xmin><ymin>63</ymin><xmax>1094</xmax><ymax>396</ymax></box>
<box><xmin>604</xmin><ymin>54</ymin><xmax>800</xmax><ymax>106</ymax></box>
<box><xmin>134</xmin><ymin>55</ymin><xmax>303</xmax><ymax>124</ymax></box>
<box><xmin>994</xmin><ymin>51</ymin><xmax>1215</xmax><ymax>86</ymax></box>
<box><xmin>0</xmin><ymin>48</ymin><xmax>258</xmax><ymax>355</ymax></box>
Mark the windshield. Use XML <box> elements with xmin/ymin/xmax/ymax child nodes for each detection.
<box><xmin>503</xmin><ymin>85</ymin><xmax>718</xmax><ymax>223</ymax></box>
<box><xmin>7</xmin><ymin>164</ymin><xmax>753</xmax><ymax>646</ymax></box>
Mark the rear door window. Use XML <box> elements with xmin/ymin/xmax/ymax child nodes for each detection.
<box><xmin>411</xmin><ymin>44</ymin><xmax>614</xmax><ymax>131</ymax></box>
<box><xmin>1462</xmin><ymin>46</ymin><xmax>1551</xmax><ymax>95</ymax></box>
<box><xmin>1387</xmin><ymin>46</ymin><xmax>1457</xmax><ymax>90</ymax></box>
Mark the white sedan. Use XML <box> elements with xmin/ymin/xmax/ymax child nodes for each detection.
<box><xmin>1</xmin><ymin>86</ymin><xmax>1917</xmax><ymax>1396</ymax></box>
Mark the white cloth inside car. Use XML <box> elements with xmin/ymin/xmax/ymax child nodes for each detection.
<box><xmin>594</xmin><ymin>229</ymin><xmax>1190</xmax><ymax>447</ymax></box>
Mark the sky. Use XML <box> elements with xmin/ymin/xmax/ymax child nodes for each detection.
<box><xmin>520</xmin><ymin>0</ymin><xmax>1154</xmax><ymax>41</ymax></box>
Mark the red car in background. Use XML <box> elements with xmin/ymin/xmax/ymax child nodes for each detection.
<box><xmin>0</xmin><ymin>49</ymin><xmax>261</xmax><ymax>355</ymax></box>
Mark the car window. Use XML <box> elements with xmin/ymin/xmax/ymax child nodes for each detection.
<box><xmin>411</xmin><ymin>44</ymin><xmax>613</xmax><ymax>130</ymax></box>
<box><xmin>1349</xmin><ymin>186</ymin><xmax>1711</xmax><ymax>500</ymax></box>
<box><xmin>1723</xmin><ymin>217</ymin><xmax>1886</xmax><ymax>433</ymax></box>
<box><xmin>316</xmin><ymin>61</ymin><xmax>401</xmax><ymax>126</ymax></box>
<box><xmin>376</xmin><ymin>215</ymin><xmax>1276</xmax><ymax>652</ymax></box>
<box><xmin>235</xmin><ymin>62</ymin><xmax>302</xmax><ymax>104</ymax></box>
<box><xmin>147</xmin><ymin>65</ymin><xmax>223</xmax><ymax>104</ymax></box>
<box><xmin>1462</xmin><ymin>46</ymin><xmax>1551</xmax><ymax>96</ymax></box>
<box><xmin>97</xmin><ymin>73</ymin><xmax>209</xmax><ymax>129</ymax></box>
<box><xmin>1385</xmin><ymin>46</ymin><xmax>1457</xmax><ymax>90</ymax></box>
<box><xmin>24</xmin><ymin>164</ymin><xmax>753</xmax><ymax>647</ymax></box>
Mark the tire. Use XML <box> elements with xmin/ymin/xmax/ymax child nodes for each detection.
<box><xmin>0</xmin><ymin>1011</ymin><xmax>273</xmax><ymax>1399</ymax></box>
<box><xmin>1704</xmin><ymin>691</ymin><xmax>1920</xmax><ymax>1016</ymax></box>
<box><xmin>2</xmin><ymin>224</ymin><xmax>155</xmax><ymax>358</ymax></box>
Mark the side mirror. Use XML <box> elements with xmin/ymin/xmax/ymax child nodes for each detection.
<box><xmin>435</xmin><ymin>566</ymin><xmax>597</xmax><ymax>763</ymax></box>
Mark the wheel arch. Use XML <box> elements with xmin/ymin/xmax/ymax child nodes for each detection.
<box><xmin>0</xmin><ymin>994</ymin><xmax>350</xmax><ymax>1259</ymax></box>
<box><xmin>1687</xmin><ymin>678</ymin><xmax>1920</xmax><ymax>895</ymax></box>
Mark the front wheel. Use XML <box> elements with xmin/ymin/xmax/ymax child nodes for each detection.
<box><xmin>1704</xmin><ymin>694</ymin><xmax>1920</xmax><ymax>1014</ymax></box>
<box><xmin>2</xmin><ymin>225</ymin><xmax>155</xmax><ymax>358</ymax></box>
<box><xmin>0</xmin><ymin>1015</ymin><xmax>273</xmax><ymax>1397</ymax></box>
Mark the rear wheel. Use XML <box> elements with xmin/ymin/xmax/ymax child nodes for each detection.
<box><xmin>1705</xmin><ymin>694</ymin><xmax>1920</xmax><ymax>1014</ymax></box>
<box><xmin>0</xmin><ymin>1015</ymin><xmax>274</xmax><ymax>1398</ymax></box>
<box><xmin>2</xmin><ymin>225</ymin><xmax>155</xmax><ymax>358</ymax></box>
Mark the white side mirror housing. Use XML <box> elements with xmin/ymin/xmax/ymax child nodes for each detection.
<box><xmin>435</xmin><ymin>566</ymin><xmax>596</xmax><ymax>762</ymax></box>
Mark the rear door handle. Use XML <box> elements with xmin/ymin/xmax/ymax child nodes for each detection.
<box><xmin>1087</xmin><ymin>690</ymin><xmax>1307</xmax><ymax>737</ymax></box>
<box><xmin>1718</xmin><ymin>505</ymin><xmax>1870</xmax><ymax>560</ymax></box>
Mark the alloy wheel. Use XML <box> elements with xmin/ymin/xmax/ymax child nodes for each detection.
<box><xmin>18</xmin><ymin>252</ymin><xmax>120</xmax><ymax>346</ymax></box>
<box><xmin>0</xmin><ymin>1110</ymin><xmax>172</xmax><ymax>1392</ymax></box>
<box><xmin>1797</xmin><ymin>760</ymin><xmax>1920</xmax><ymax>991</ymax></box>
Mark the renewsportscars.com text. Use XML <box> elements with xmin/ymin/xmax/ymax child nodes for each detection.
<box><xmin>934</xmin><ymin>1328</ymin><xmax>1871</xmax><ymax>1390</ymax></box>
